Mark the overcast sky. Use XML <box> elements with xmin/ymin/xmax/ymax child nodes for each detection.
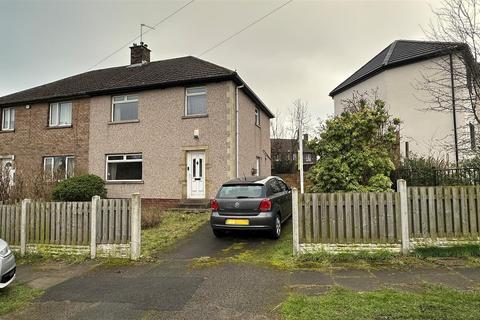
<box><xmin>0</xmin><ymin>0</ymin><xmax>442</xmax><ymax>124</ymax></box>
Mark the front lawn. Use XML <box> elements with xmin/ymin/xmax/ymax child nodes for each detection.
<box><xmin>142</xmin><ymin>211</ymin><xmax>210</xmax><ymax>260</ymax></box>
<box><xmin>282</xmin><ymin>285</ymin><xmax>480</xmax><ymax>320</ymax></box>
<box><xmin>0</xmin><ymin>283</ymin><xmax>43</xmax><ymax>316</ymax></box>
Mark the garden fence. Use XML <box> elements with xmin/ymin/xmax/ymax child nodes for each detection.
<box><xmin>293</xmin><ymin>181</ymin><xmax>480</xmax><ymax>254</ymax></box>
<box><xmin>0</xmin><ymin>194</ymin><xmax>141</xmax><ymax>260</ymax></box>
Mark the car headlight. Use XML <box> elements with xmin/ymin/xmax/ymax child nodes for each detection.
<box><xmin>0</xmin><ymin>245</ymin><xmax>10</xmax><ymax>257</ymax></box>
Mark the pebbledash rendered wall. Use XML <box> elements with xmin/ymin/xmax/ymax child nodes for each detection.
<box><xmin>88</xmin><ymin>81</ymin><xmax>271</xmax><ymax>200</ymax></box>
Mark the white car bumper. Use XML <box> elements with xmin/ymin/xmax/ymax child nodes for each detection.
<box><xmin>0</xmin><ymin>251</ymin><xmax>16</xmax><ymax>288</ymax></box>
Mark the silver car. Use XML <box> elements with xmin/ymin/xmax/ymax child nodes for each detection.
<box><xmin>0</xmin><ymin>239</ymin><xmax>15</xmax><ymax>288</ymax></box>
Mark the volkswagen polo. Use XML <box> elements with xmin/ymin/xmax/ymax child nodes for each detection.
<box><xmin>210</xmin><ymin>176</ymin><xmax>292</xmax><ymax>239</ymax></box>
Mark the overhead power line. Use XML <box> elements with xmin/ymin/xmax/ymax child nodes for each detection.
<box><xmin>87</xmin><ymin>0</ymin><xmax>194</xmax><ymax>71</ymax></box>
<box><xmin>198</xmin><ymin>0</ymin><xmax>293</xmax><ymax>57</ymax></box>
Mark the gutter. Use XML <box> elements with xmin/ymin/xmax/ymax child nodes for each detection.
<box><xmin>236</xmin><ymin>84</ymin><xmax>244</xmax><ymax>179</ymax></box>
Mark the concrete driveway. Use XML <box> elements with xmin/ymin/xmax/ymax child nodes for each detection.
<box><xmin>4</xmin><ymin>224</ymin><xmax>480</xmax><ymax>320</ymax></box>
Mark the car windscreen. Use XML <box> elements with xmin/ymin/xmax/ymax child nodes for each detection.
<box><xmin>217</xmin><ymin>184</ymin><xmax>264</xmax><ymax>199</ymax></box>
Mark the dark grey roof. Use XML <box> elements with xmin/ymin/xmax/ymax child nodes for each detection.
<box><xmin>329</xmin><ymin>40</ymin><xmax>467</xmax><ymax>97</ymax></box>
<box><xmin>0</xmin><ymin>56</ymin><xmax>274</xmax><ymax>118</ymax></box>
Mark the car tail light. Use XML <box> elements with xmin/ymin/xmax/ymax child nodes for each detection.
<box><xmin>211</xmin><ymin>199</ymin><xmax>219</xmax><ymax>211</ymax></box>
<box><xmin>259</xmin><ymin>199</ymin><xmax>272</xmax><ymax>212</ymax></box>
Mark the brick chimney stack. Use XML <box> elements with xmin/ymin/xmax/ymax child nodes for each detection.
<box><xmin>130</xmin><ymin>42</ymin><xmax>151</xmax><ymax>65</ymax></box>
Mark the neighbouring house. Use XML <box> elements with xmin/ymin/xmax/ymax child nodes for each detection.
<box><xmin>271</xmin><ymin>134</ymin><xmax>316</xmax><ymax>174</ymax></box>
<box><xmin>0</xmin><ymin>42</ymin><xmax>273</xmax><ymax>207</ymax></box>
<box><xmin>330</xmin><ymin>40</ymin><xmax>476</xmax><ymax>165</ymax></box>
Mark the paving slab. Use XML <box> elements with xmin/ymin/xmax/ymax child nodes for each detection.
<box><xmin>288</xmin><ymin>270</ymin><xmax>333</xmax><ymax>286</ymax></box>
<box><xmin>334</xmin><ymin>276</ymin><xmax>382</xmax><ymax>291</ymax></box>
<box><xmin>417</xmin><ymin>272</ymin><xmax>475</xmax><ymax>290</ymax></box>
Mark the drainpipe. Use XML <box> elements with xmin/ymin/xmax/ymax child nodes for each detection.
<box><xmin>449</xmin><ymin>53</ymin><xmax>459</xmax><ymax>167</ymax></box>
<box><xmin>236</xmin><ymin>84</ymin><xmax>244</xmax><ymax>179</ymax></box>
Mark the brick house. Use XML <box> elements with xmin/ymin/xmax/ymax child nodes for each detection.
<box><xmin>0</xmin><ymin>43</ymin><xmax>273</xmax><ymax>207</ymax></box>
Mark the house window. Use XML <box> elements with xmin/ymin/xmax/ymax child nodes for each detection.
<box><xmin>43</xmin><ymin>156</ymin><xmax>74</xmax><ymax>180</ymax></box>
<box><xmin>185</xmin><ymin>87</ymin><xmax>207</xmax><ymax>116</ymax></box>
<box><xmin>49</xmin><ymin>102</ymin><xmax>72</xmax><ymax>127</ymax></box>
<box><xmin>112</xmin><ymin>95</ymin><xmax>138</xmax><ymax>122</ymax></box>
<box><xmin>304</xmin><ymin>153</ymin><xmax>312</xmax><ymax>163</ymax></box>
<box><xmin>1</xmin><ymin>108</ymin><xmax>15</xmax><ymax>131</ymax></box>
<box><xmin>255</xmin><ymin>108</ymin><xmax>260</xmax><ymax>126</ymax></box>
<box><xmin>106</xmin><ymin>154</ymin><xmax>142</xmax><ymax>181</ymax></box>
<box><xmin>1</xmin><ymin>156</ymin><xmax>15</xmax><ymax>186</ymax></box>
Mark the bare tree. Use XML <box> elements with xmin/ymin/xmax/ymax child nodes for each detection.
<box><xmin>419</xmin><ymin>0</ymin><xmax>480</xmax><ymax>158</ymax></box>
<box><xmin>270</xmin><ymin>108</ymin><xmax>285</xmax><ymax>139</ymax></box>
<box><xmin>340</xmin><ymin>89</ymin><xmax>380</xmax><ymax>113</ymax></box>
<box><xmin>287</xmin><ymin>98</ymin><xmax>312</xmax><ymax>140</ymax></box>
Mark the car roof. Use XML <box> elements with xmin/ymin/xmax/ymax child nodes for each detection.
<box><xmin>222</xmin><ymin>176</ymin><xmax>280</xmax><ymax>186</ymax></box>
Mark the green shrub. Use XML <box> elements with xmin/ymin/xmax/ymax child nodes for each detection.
<box><xmin>52</xmin><ymin>174</ymin><xmax>107</xmax><ymax>201</ymax></box>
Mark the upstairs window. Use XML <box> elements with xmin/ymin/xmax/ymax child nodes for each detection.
<box><xmin>2</xmin><ymin>108</ymin><xmax>15</xmax><ymax>131</ymax></box>
<box><xmin>112</xmin><ymin>95</ymin><xmax>138</xmax><ymax>122</ymax></box>
<box><xmin>255</xmin><ymin>108</ymin><xmax>260</xmax><ymax>126</ymax></box>
<box><xmin>44</xmin><ymin>156</ymin><xmax>74</xmax><ymax>180</ymax></box>
<box><xmin>106</xmin><ymin>154</ymin><xmax>143</xmax><ymax>181</ymax></box>
<box><xmin>49</xmin><ymin>102</ymin><xmax>72</xmax><ymax>127</ymax></box>
<box><xmin>185</xmin><ymin>87</ymin><xmax>206</xmax><ymax>116</ymax></box>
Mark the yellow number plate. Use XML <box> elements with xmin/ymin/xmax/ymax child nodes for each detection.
<box><xmin>225</xmin><ymin>219</ymin><xmax>249</xmax><ymax>225</ymax></box>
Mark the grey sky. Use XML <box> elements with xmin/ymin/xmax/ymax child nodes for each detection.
<box><xmin>0</xmin><ymin>0</ymin><xmax>441</xmax><ymax>124</ymax></box>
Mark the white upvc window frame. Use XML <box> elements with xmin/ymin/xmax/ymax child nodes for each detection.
<box><xmin>185</xmin><ymin>86</ymin><xmax>207</xmax><ymax>116</ymax></box>
<box><xmin>255</xmin><ymin>108</ymin><xmax>260</xmax><ymax>127</ymax></box>
<box><xmin>111</xmin><ymin>95</ymin><xmax>139</xmax><ymax>122</ymax></box>
<box><xmin>49</xmin><ymin>102</ymin><xmax>72</xmax><ymax>127</ymax></box>
<box><xmin>43</xmin><ymin>156</ymin><xmax>74</xmax><ymax>181</ymax></box>
<box><xmin>1</xmin><ymin>107</ymin><xmax>15</xmax><ymax>131</ymax></box>
<box><xmin>105</xmin><ymin>153</ymin><xmax>143</xmax><ymax>182</ymax></box>
<box><xmin>1</xmin><ymin>155</ymin><xmax>15</xmax><ymax>186</ymax></box>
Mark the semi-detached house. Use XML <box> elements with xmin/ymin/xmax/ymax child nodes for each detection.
<box><xmin>0</xmin><ymin>43</ymin><xmax>273</xmax><ymax>207</ymax></box>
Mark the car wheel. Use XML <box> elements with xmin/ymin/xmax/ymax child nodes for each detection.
<box><xmin>212</xmin><ymin>229</ymin><xmax>226</xmax><ymax>238</ymax></box>
<box><xmin>269</xmin><ymin>214</ymin><xmax>281</xmax><ymax>239</ymax></box>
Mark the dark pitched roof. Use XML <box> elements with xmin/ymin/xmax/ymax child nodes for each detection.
<box><xmin>0</xmin><ymin>56</ymin><xmax>274</xmax><ymax>118</ymax></box>
<box><xmin>329</xmin><ymin>40</ymin><xmax>467</xmax><ymax>97</ymax></box>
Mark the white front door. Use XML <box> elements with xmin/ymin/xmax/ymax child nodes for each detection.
<box><xmin>187</xmin><ymin>151</ymin><xmax>205</xmax><ymax>199</ymax></box>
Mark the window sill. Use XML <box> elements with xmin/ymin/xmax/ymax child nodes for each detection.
<box><xmin>47</xmin><ymin>125</ymin><xmax>72</xmax><ymax>129</ymax></box>
<box><xmin>182</xmin><ymin>114</ymin><xmax>208</xmax><ymax>119</ymax></box>
<box><xmin>0</xmin><ymin>129</ymin><xmax>14</xmax><ymax>134</ymax></box>
<box><xmin>106</xmin><ymin>180</ymin><xmax>144</xmax><ymax>185</ymax></box>
<box><xmin>108</xmin><ymin>120</ymin><xmax>140</xmax><ymax>125</ymax></box>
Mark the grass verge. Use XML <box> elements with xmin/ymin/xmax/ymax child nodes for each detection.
<box><xmin>281</xmin><ymin>285</ymin><xmax>480</xmax><ymax>320</ymax></box>
<box><xmin>413</xmin><ymin>244</ymin><xmax>480</xmax><ymax>258</ymax></box>
<box><xmin>0</xmin><ymin>283</ymin><xmax>43</xmax><ymax>316</ymax></box>
<box><xmin>229</xmin><ymin>222</ymin><xmax>480</xmax><ymax>270</ymax></box>
<box><xmin>15</xmin><ymin>251</ymin><xmax>89</xmax><ymax>266</ymax></box>
<box><xmin>142</xmin><ymin>211</ymin><xmax>210</xmax><ymax>260</ymax></box>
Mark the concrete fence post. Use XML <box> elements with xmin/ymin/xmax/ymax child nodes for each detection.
<box><xmin>397</xmin><ymin>179</ymin><xmax>410</xmax><ymax>255</ymax></box>
<box><xmin>292</xmin><ymin>188</ymin><xmax>300</xmax><ymax>256</ymax></box>
<box><xmin>90</xmin><ymin>196</ymin><xmax>100</xmax><ymax>259</ymax></box>
<box><xmin>130</xmin><ymin>193</ymin><xmax>141</xmax><ymax>260</ymax></box>
<box><xmin>20</xmin><ymin>199</ymin><xmax>30</xmax><ymax>256</ymax></box>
